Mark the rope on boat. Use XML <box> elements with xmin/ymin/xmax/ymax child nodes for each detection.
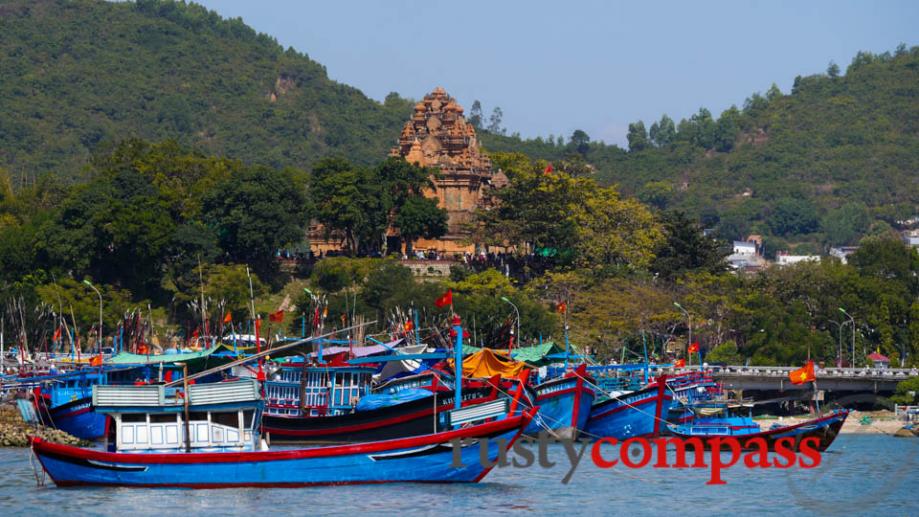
<box><xmin>29</xmin><ymin>442</ymin><xmax>45</xmax><ymax>487</ymax></box>
<box><xmin>163</xmin><ymin>320</ymin><xmax>377</xmax><ymax>387</ymax></box>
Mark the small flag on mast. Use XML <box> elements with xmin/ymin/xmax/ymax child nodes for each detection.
<box><xmin>434</xmin><ymin>290</ymin><xmax>453</xmax><ymax>308</ymax></box>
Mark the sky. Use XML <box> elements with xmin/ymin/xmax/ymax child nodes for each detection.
<box><xmin>195</xmin><ymin>0</ymin><xmax>918</xmax><ymax>147</ymax></box>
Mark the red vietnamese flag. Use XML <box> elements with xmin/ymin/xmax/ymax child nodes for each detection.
<box><xmin>223</xmin><ymin>311</ymin><xmax>232</xmax><ymax>324</ymax></box>
<box><xmin>556</xmin><ymin>301</ymin><xmax>567</xmax><ymax>314</ymax></box>
<box><xmin>789</xmin><ymin>360</ymin><xmax>816</xmax><ymax>384</ymax></box>
<box><xmin>404</xmin><ymin>320</ymin><xmax>414</xmax><ymax>332</ymax></box>
<box><xmin>52</xmin><ymin>326</ymin><xmax>62</xmax><ymax>342</ymax></box>
<box><xmin>191</xmin><ymin>327</ymin><xmax>200</xmax><ymax>339</ymax></box>
<box><xmin>269</xmin><ymin>309</ymin><xmax>284</xmax><ymax>323</ymax></box>
<box><xmin>688</xmin><ymin>342</ymin><xmax>700</xmax><ymax>354</ymax></box>
<box><xmin>434</xmin><ymin>289</ymin><xmax>453</xmax><ymax>308</ymax></box>
<box><xmin>544</xmin><ymin>164</ymin><xmax>554</xmax><ymax>175</ymax></box>
<box><xmin>674</xmin><ymin>358</ymin><xmax>686</xmax><ymax>368</ymax></box>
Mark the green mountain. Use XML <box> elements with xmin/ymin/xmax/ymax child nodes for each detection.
<box><xmin>2</xmin><ymin>0</ymin><xmax>916</xmax><ymax>250</ymax></box>
<box><xmin>480</xmin><ymin>46</ymin><xmax>919</xmax><ymax>250</ymax></box>
<box><xmin>0</xmin><ymin>0</ymin><xmax>412</xmax><ymax>182</ymax></box>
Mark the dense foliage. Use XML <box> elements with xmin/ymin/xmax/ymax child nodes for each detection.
<box><xmin>480</xmin><ymin>46</ymin><xmax>919</xmax><ymax>252</ymax></box>
<box><xmin>0</xmin><ymin>1</ymin><xmax>917</xmax><ymax>368</ymax></box>
<box><xmin>0</xmin><ymin>0</ymin><xmax>412</xmax><ymax>183</ymax></box>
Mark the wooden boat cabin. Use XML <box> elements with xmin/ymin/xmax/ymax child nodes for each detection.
<box><xmin>264</xmin><ymin>363</ymin><xmax>374</xmax><ymax>418</ymax></box>
<box><xmin>92</xmin><ymin>379</ymin><xmax>263</xmax><ymax>453</ymax></box>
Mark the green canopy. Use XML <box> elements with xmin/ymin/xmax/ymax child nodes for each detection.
<box><xmin>108</xmin><ymin>346</ymin><xmax>231</xmax><ymax>372</ymax></box>
<box><xmin>510</xmin><ymin>342</ymin><xmax>566</xmax><ymax>366</ymax></box>
<box><xmin>460</xmin><ymin>342</ymin><xmax>565</xmax><ymax>367</ymax></box>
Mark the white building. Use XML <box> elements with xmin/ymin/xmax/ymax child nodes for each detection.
<box><xmin>829</xmin><ymin>246</ymin><xmax>859</xmax><ymax>264</ymax></box>
<box><xmin>776</xmin><ymin>253</ymin><xmax>821</xmax><ymax>266</ymax></box>
<box><xmin>732</xmin><ymin>241</ymin><xmax>757</xmax><ymax>255</ymax></box>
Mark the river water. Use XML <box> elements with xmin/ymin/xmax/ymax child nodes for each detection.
<box><xmin>0</xmin><ymin>435</ymin><xmax>915</xmax><ymax>516</ymax></box>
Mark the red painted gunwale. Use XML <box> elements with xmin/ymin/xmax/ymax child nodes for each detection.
<box><xmin>263</xmin><ymin>394</ymin><xmax>495</xmax><ymax>436</ymax></box>
<box><xmin>30</xmin><ymin>408</ymin><xmax>536</xmax><ymax>465</ymax></box>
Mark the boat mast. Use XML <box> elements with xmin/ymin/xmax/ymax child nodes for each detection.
<box><xmin>453</xmin><ymin>314</ymin><xmax>463</xmax><ymax>410</ymax></box>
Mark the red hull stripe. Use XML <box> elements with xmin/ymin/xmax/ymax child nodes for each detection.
<box><xmin>30</xmin><ymin>410</ymin><xmax>535</xmax><ymax>465</ymax></box>
<box><xmin>265</xmin><ymin>395</ymin><xmax>492</xmax><ymax>437</ymax></box>
<box><xmin>53</xmin><ymin>406</ymin><xmax>92</xmax><ymax>419</ymax></box>
<box><xmin>535</xmin><ymin>386</ymin><xmax>595</xmax><ymax>402</ymax></box>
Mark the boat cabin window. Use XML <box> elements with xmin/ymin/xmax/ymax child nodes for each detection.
<box><xmin>212</xmin><ymin>412</ymin><xmax>239</xmax><ymax>428</ymax></box>
<box><xmin>188</xmin><ymin>411</ymin><xmax>208</xmax><ymax>421</ymax></box>
<box><xmin>114</xmin><ymin>408</ymin><xmax>256</xmax><ymax>452</ymax></box>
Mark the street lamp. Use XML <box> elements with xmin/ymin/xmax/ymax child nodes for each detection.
<box><xmin>839</xmin><ymin>307</ymin><xmax>855</xmax><ymax>367</ymax></box>
<box><xmin>500</xmin><ymin>296</ymin><xmax>521</xmax><ymax>349</ymax></box>
<box><xmin>828</xmin><ymin>320</ymin><xmax>844</xmax><ymax>368</ymax></box>
<box><xmin>674</xmin><ymin>302</ymin><xmax>692</xmax><ymax>365</ymax></box>
<box><xmin>83</xmin><ymin>279</ymin><xmax>103</xmax><ymax>353</ymax></box>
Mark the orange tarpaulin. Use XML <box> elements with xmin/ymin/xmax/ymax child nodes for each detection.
<box><xmin>451</xmin><ymin>348</ymin><xmax>528</xmax><ymax>379</ymax></box>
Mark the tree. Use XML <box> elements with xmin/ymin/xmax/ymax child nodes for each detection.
<box><xmin>203</xmin><ymin>165</ymin><xmax>309</xmax><ymax>283</ymax></box>
<box><xmin>475</xmin><ymin>156</ymin><xmax>582</xmax><ymax>262</ymax></box>
<box><xmin>40</xmin><ymin>165</ymin><xmax>176</xmax><ymax>299</ymax></box>
<box><xmin>822</xmin><ymin>202</ymin><xmax>870</xmax><ymax>245</ymax></box>
<box><xmin>310</xmin><ymin>157</ymin><xmax>379</xmax><ymax>254</ymax></box>
<box><xmin>766</xmin><ymin>83</ymin><xmax>782</xmax><ymax>101</ymax></box>
<box><xmin>649</xmin><ymin>115</ymin><xmax>676</xmax><ymax>147</ymax></box>
<box><xmin>827</xmin><ymin>61</ymin><xmax>840</xmax><ymax>78</ymax></box>
<box><xmin>487</xmin><ymin>107</ymin><xmax>504</xmax><ymax>134</ymax></box>
<box><xmin>704</xmin><ymin>340</ymin><xmax>742</xmax><ymax>364</ymax></box>
<box><xmin>848</xmin><ymin>236</ymin><xmax>919</xmax><ymax>286</ymax></box>
<box><xmin>469</xmin><ymin>100</ymin><xmax>483</xmax><ymax>129</ymax></box>
<box><xmin>569</xmin><ymin>130</ymin><xmax>591</xmax><ymax>156</ymax></box>
<box><xmin>395</xmin><ymin>196</ymin><xmax>448</xmax><ymax>256</ymax></box>
<box><xmin>571</xmin><ymin>186</ymin><xmax>663</xmax><ymax>269</ymax></box>
<box><xmin>768</xmin><ymin>198</ymin><xmax>819</xmax><ymax>236</ymax></box>
<box><xmin>714</xmin><ymin>106</ymin><xmax>740</xmax><ymax>152</ymax></box>
<box><xmin>638</xmin><ymin>181</ymin><xmax>673</xmax><ymax>210</ymax></box>
<box><xmin>651</xmin><ymin>211</ymin><xmax>728</xmax><ymax>280</ymax></box>
<box><xmin>35</xmin><ymin>277</ymin><xmax>137</xmax><ymax>348</ymax></box>
<box><xmin>688</xmin><ymin>108</ymin><xmax>717</xmax><ymax>149</ymax></box>
<box><xmin>627</xmin><ymin>121</ymin><xmax>649</xmax><ymax>152</ymax></box>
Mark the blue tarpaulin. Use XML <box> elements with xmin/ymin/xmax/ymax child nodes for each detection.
<box><xmin>355</xmin><ymin>387</ymin><xmax>432</xmax><ymax>412</ymax></box>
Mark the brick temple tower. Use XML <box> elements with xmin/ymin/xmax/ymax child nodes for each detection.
<box><xmin>390</xmin><ymin>87</ymin><xmax>502</xmax><ymax>253</ymax></box>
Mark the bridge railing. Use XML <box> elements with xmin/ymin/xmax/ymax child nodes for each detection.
<box><xmin>697</xmin><ymin>365</ymin><xmax>917</xmax><ymax>380</ymax></box>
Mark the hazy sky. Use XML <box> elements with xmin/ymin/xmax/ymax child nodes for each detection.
<box><xmin>195</xmin><ymin>0</ymin><xmax>917</xmax><ymax>146</ymax></box>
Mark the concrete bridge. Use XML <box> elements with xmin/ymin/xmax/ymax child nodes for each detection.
<box><xmin>700</xmin><ymin>365</ymin><xmax>916</xmax><ymax>400</ymax></box>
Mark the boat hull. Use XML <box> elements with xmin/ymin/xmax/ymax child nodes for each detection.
<box><xmin>31</xmin><ymin>410</ymin><xmax>534</xmax><ymax>488</ymax></box>
<box><xmin>524</xmin><ymin>376</ymin><xmax>595</xmax><ymax>439</ymax></box>
<box><xmin>262</xmin><ymin>387</ymin><xmax>496</xmax><ymax>444</ymax></box>
<box><xmin>584</xmin><ymin>383</ymin><xmax>672</xmax><ymax>440</ymax></box>
<box><xmin>667</xmin><ymin>410</ymin><xmax>849</xmax><ymax>452</ymax></box>
<box><xmin>40</xmin><ymin>396</ymin><xmax>108</xmax><ymax>441</ymax></box>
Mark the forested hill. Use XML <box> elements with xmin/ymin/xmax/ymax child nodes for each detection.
<box><xmin>0</xmin><ymin>0</ymin><xmax>412</xmax><ymax>183</ymax></box>
<box><xmin>2</xmin><ymin>0</ymin><xmax>917</xmax><ymax>251</ymax></box>
<box><xmin>481</xmin><ymin>46</ymin><xmax>919</xmax><ymax>251</ymax></box>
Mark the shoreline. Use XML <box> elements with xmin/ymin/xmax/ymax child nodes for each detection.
<box><xmin>756</xmin><ymin>410</ymin><xmax>909</xmax><ymax>435</ymax></box>
<box><xmin>0</xmin><ymin>404</ymin><xmax>88</xmax><ymax>447</ymax></box>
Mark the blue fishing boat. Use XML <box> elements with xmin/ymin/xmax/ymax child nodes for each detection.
<box><xmin>34</xmin><ymin>372</ymin><xmax>108</xmax><ymax>441</ymax></box>
<box><xmin>666</xmin><ymin>402</ymin><xmax>849</xmax><ymax>451</ymax></box>
<box><xmin>524</xmin><ymin>364</ymin><xmax>595</xmax><ymax>439</ymax></box>
<box><xmin>665</xmin><ymin>371</ymin><xmax>721</xmax><ymax>424</ymax></box>
<box><xmin>29</xmin><ymin>349</ymin><xmax>230</xmax><ymax>441</ymax></box>
<box><xmin>29</xmin><ymin>378</ymin><xmax>536</xmax><ymax>487</ymax></box>
<box><xmin>584</xmin><ymin>377</ymin><xmax>672</xmax><ymax>440</ymax></box>
<box><xmin>29</xmin><ymin>316</ymin><xmax>537</xmax><ymax>487</ymax></box>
